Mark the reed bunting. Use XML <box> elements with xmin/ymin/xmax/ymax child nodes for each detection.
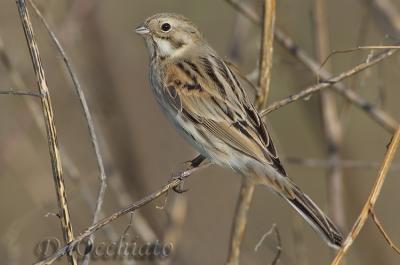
<box><xmin>136</xmin><ymin>13</ymin><xmax>343</xmax><ymax>248</ymax></box>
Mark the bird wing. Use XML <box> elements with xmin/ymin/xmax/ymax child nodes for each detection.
<box><xmin>161</xmin><ymin>55</ymin><xmax>286</xmax><ymax>175</ymax></box>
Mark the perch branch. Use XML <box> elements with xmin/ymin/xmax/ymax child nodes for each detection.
<box><xmin>331</xmin><ymin>127</ymin><xmax>400</xmax><ymax>265</ymax></box>
<box><xmin>29</xmin><ymin>2</ymin><xmax>108</xmax><ymax>264</ymax></box>
<box><xmin>15</xmin><ymin>0</ymin><xmax>77</xmax><ymax>264</ymax></box>
<box><xmin>34</xmin><ymin>162</ymin><xmax>209</xmax><ymax>265</ymax></box>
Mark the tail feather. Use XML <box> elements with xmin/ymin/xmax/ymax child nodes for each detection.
<box><xmin>281</xmin><ymin>180</ymin><xmax>343</xmax><ymax>249</ymax></box>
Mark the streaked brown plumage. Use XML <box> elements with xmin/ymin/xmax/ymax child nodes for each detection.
<box><xmin>136</xmin><ymin>13</ymin><xmax>343</xmax><ymax>248</ymax></box>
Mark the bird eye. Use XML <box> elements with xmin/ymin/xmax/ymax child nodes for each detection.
<box><xmin>161</xmin><ymin>23</ymin><xmax>171</xmax><ymax>32</ymax></box>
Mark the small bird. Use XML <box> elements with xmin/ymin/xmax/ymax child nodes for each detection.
<box><xmin>136</xmin><ymin>13</ymin><xmax>343</xmax><ymax>248</ymax></box>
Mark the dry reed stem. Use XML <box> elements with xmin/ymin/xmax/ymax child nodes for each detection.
<box><xmin>226</xmin><ymin>178</ymin><xmax>256</xmax><ymax>265</ymax></box>
<box><xmin>314</xmin><ymin>0</ymin><xmax>345</xmax><ymax>229</ymax></box>
<box><xmin>330</xmin><ymin>127</ymin><xmax>400</xmax><ymax>265</ymax></box>
<box><xmin>225</xmin><ymin>0</ymin><xmax>398</xmax><ymax>133</ymax></box>
<box><xmin>28</xmin><ymin>2</ymin><xmax>108</xmax><ymax>264</ymax></box>
<box><xmin>34</xmin><ymin>162</ymin><xmax>209</xmax><ymax>265</ymax></box>
<box><xmin>227</xmin><ymin>1</ymin><xmax>276</xmax><ymax>264</ymax></box>
<box><xmin>15</xmin><ymin>0</ymin><xmax>77</xmax><ymax>264</ymax></box>
<box><xmin>255</xmin><ymin>0</ymin><xmax>276</xmax><ymax>109</ymax></box>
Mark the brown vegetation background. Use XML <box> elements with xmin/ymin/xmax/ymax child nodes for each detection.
<box><xmin>0</xmin><ymin>0</ymin><xmax>399</xmax><ymax>264</ymax></box>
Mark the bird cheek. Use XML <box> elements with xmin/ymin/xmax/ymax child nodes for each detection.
<box><xmin>156</xmin><ymin>38</ymin><xmax>174</xmax><ymax>56</ymax></box>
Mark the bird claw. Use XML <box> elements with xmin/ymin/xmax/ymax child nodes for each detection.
<box><xmin>172</xmin><ymin>155</ymin><xmax>206</xmax><ymax>194</ymax></box>
<box><xmin>184</xmin><ymin>154</ymin><xmax>206</xmax><ymax>169</ymax></box>
<box><xmin>170</xmin><ymin>173</ymin><xmax>189</xmax><ymax>194</ymax></box>
<box><xmin>173</xmin><ymin>184</ymin><xmax>189</xmax><ymax>194</ymax></box>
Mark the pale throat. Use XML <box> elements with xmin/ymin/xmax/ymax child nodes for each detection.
<box><xmin>155</xmin><ymin>38</ymin><xmax>188</xmax><ymax>58</ymax></box>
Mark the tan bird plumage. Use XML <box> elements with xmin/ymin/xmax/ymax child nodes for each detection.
<box><xmin>136</xmin><ymin>13</ymin><xmax>343</xmax><ymax>248</ymax></box>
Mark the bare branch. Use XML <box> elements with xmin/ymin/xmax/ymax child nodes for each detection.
<box><xmin>331</xmin><ymin>127</ymin><xmax>400</xmax><ymax>265</ymax></box>
<box><xmin>15</xmin><ymin>0</ymin><xmax>77</xmax><ymax>264</ymax></box>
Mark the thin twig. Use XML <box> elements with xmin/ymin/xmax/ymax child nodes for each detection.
<box><xmin>254</xmin><ymin>224</ymin><xmax>282</xmax><ymax>265</ymax></box>
<box><xmin>15</xmin><ymin>0</ymin><xmax>77</xmax><ymax>264</ymax></box>
<box><xmin>0</xmin><ymin>90</ymin><xmax>42</xmax><ymax>97</ymax></box>
<box><xmin>254</xmin><ymin>224</ymin><xmax>275</xmax><ymax>252</ymax></box>
<box><xmin>0</xmin><ymin>34</ymin><xmax>48</xmax><ymax>143</ymax></box>
<box><xmin>28</xmin><ymin>2</ymin><xmax>109</xmax><ymax>264</ymax></box>
<box><xmin>271</xmin><ymin>226</ymin><xmax>282</xmax><ymax>265</ymax></box>
<box><xmin>255</xmin><ymin>0</ymin><xmax>276</xmax><ymax>109</ymax></box>
<box><xmin>331</xmin><ymin>127</ymin><xmax>400</xmax><ymax>265</ymax></box>
<box><xmin>369</xmin><ymin>209</ymin><xmax>400</xmax><ymax>255</ymax></box>
<box><xmin>319</xmin><ymin>45</ymin><xmax>400</xmax><ymax>69</ymax></box>
<box><xmin>260</xmin><ymin>47</ymin><xmax>399</xmax><ymax>133</ymax></box>
<box><xmin>314</xmin><ymin>0</ymin><xmax>345</xmax><ymax>230</ymax></box>
<box><xmin>34</xmin><ymin>162</ymin><xmax>209</xmax><ymax>265</ymax></box>
<box><xmin>225</xmin><ymin>0</ymin><xmax>399</xmax><ymax>133</ymax></box>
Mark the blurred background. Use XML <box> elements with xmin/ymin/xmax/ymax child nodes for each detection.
<box><xmin>0</xmin><ymin>0</ymin><xmax>399</xmax><ymax>264</ymax></box>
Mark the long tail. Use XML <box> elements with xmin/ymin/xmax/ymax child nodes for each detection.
<box><xmin>278</xmin><ymin>179</ymin><xmax>343</xmax><ymax>249</ymax></box>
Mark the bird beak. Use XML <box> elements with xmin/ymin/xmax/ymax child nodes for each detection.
<box><xmin>135</xmin><ymin>25</ymin><xmax>150</xmax><ymax>35</ymax></box>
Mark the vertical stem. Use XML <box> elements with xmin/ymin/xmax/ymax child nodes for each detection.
<box><xmin>227</xmin><ymin>1</ymin><xmax>276</xmax><ymax>264</ymax></box>
<box><xmin>226</xmin><ymin>178</ymin><xmax>255</xmax><ymax>265</ymax></box>
<box><xmin>255</xmin><ymin>0</ymin><xmax>276</xmax><ymax>109</ymax></box>
<box><xmin>15</xmin><ymin>1</ymin><xmax>77</xmax><ymax>264</ymax></box>
<box><xmin>314</xmin><ymin>0</ymin><xmax>345</xmax><ymax>229</ymax></box>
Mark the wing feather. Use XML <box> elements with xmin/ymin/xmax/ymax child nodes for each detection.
<box><xmin>161</xmin><ymin>56</ymin><xmax>286</xmax><ymax>175</ymax></box>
